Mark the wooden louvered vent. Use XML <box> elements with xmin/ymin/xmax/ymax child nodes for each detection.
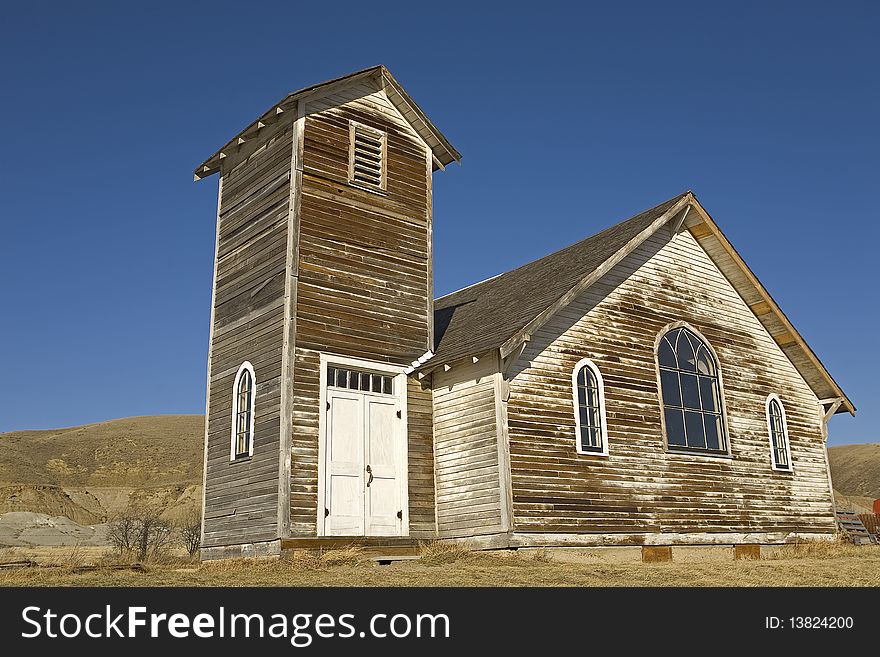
<box><xmin>349</xmin><ymin>122</ymin><xmax>386</xmax><ymax>190</ymax></box>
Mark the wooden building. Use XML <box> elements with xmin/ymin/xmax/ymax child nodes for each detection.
<box><xmin>194</xmin><ymin>66</ymin><xmax>854</xmax><ymax>559</ymax></box>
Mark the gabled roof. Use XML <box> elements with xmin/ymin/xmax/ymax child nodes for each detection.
<box><xmin>433</xmin><ymin>192</ymin><xmax>854</xmax><ymax>416</ymax></box>
<box><xmin>194</xmin><ymin>65</ymin><xmax>460</xmax><ymax>180</ymax></box>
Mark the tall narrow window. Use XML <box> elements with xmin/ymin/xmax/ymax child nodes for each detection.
<box><xmin>231</xmin><ymin>362</ymin><xmax>256</xmax><ymax>461</ymax></box>
<box><xmin>766</xmin><ymin>394</ymin><xmax>792</xmax><ymax>471</ymax></box>
<box><xmin>572</xmin><ymin>358</ymin><xmax>608</xmax><ymax>455</ymax></box>
<box><xmin>349</xmin><ymin>121</ymin><xmax>386</xmax><ymax>191</ymax></box>
<box><xmin>657</xmin><ymin>326</ymin><xmax>728</xmax><ymax>453</ymax></box>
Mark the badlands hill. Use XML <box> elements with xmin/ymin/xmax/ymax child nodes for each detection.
<box><xmin>0</xmin><ymin>416</ymin><xmax>203</xmax><ymax>545</ymax></box>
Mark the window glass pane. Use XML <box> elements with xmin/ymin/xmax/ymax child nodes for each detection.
<box><xmin>576</xmin><ymin>368</ymin><xmax>586</xmax><ymax>388</ymax></box>
<box><xmin>382</xmin><ymin>376</ymin><xmax>393</xmax><ymax>394</ymax></box>
<box><xmin>675</xmin><ymin>330</ymin><xmax>697</xmax><ymax>372</ymax></box>
<box><xmin>586</xmin><ymin>405</ymin><xmax>600</xmax><ymax>429</ymax></box>
<box><xmin>660</xmin><ymin>369</ymin><xmax>681</xmax><ymax>407</ymax></box>
<box><xmin>769</xmin><ymin>421</ymin><xmax>780</xmax><ymax>450</ymax></box>
<box><xmin>359</xmin><ymin>372</ymin><xmax>370</xmax><ymax>391</ymax></box>
<box><xmin>582</xmin><ymin>426</ymin><xmax>600</xmax><ymax>450</ymax></box>
<box><xmin>698</xmin><ymin>376</ymin><xmax>717</xmax><ymax>412</ymax></box>
<box><xmin>579</xmin><ymin>406</ymin><xmax>590</xmax><ymax>428</ymax></box>
<box><xmin>584</xmin><ymin>367</ymin><xmax>597</xmax><ymax>389</ymax></box>
<box><xmin>704</xmin><ymin>414</ymin><xmax>720</xmax><ymax>450</ymax></box>
<box><xmin>327</xmin><ymin>367</ymin><xmax>336</xmax><ymax>386</ymax></box>
<box><xmin>774</xmin><ymin>414</ymin><xmax>786</xmax><ymax>438</ymax></box>
<box><xmin>665</xmin><ymin>408</ymin><xmax>686</xmax><ymax>446</ymax></box>
<box><xmin>585</xmin><ymin>382</ymin><xmax>599</xmax><ymax>408</ymax></box>
<box><xmin>680</xmin><ymin>373</ymin><xmax>701</xmax><ymax>410</ymax></box>
<box><xmin>658</xmin><ymin>337</ymin><xmax>677</xmax><ymax>368</ymax></box>
<box><xmin>684</xmin><ymin>411</ymin><xmax>706</xmax><ymax>448</ymax></box>
<box><xmin>577</xmin><ymin>383</ymin><xmax>587</xmax><ymax>408</ymax></box>
<box><xmin>778</xmin><ymin>449</ymin><xmax>789</xmax><ymax>467</ymax></box>
<box><xmin>371</xmin><ymin>374</ymin><xmax>381</xmax><ymax>393</ymax></box>
<box><xmin>695</xmin><ymin>345</ymin><xmax>714</xmax><ymax>376</ymax></box>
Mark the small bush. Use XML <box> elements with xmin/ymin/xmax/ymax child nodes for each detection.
<box><xmin>178</xmin><ymin>509</ymin><xmax>202</xmax><ymax>558</ymax></box>
<box><xmin>107</xmin><ymin>505</ymin><xmax>173</xmax><ymax>562</ymax></box>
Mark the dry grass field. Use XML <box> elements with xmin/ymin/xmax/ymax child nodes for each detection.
<box><xmin>1</xmin><ymin>542</ymin><xmax>879</xmax><ymax>587</ymax></box>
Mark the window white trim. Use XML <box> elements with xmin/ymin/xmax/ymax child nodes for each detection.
<box><xmin>572</xmin><ymin>357</ymin><xmax>609</xmax><ymax>456</ymax></box>
<box><xmin>653</xmin><ymin>320</ymin><xmax>732</xmax><ymax>457</ymax></box>
<box><xmin>230</xmin><ymin>361</ymin><xmax>256</xmax><ymax>462</ymax></box>
<box><xmin>765</xmin><ymin>393</ymin><xmax>793</xmax><ymax>472</ymax></box>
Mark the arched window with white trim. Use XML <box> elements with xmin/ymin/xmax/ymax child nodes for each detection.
<box><xmin>766</xmin><ymin>394</ymin><xmax>792</xmax><ymax>471</ymax></box>
<box><xmin>657</xmin><ymin>325</ymin><xmax>728</xmax><ymax>453</ymax></box>
<box><xmin>231</xmin><ymin>361</ymin><xmax>256</xmax><ymax>461</ymax></box>
<box><xmin>572</xmin><ymin>358</ymin><xmax>609</xmax><ymax>455</ymax></box>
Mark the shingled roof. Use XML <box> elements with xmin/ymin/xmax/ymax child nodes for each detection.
<box><xmin>431</xmin><ymin>191</ymin><xmax>854</xmax><ymax>416</ymax></box>
<box><xmin>433</xmin><ymin>192</ymin><xmax>690</xmax><ymax>364</ymax></box>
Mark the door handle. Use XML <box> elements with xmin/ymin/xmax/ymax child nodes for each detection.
<box><xmin>366</xmin><ymin>464</ymin><xmax>373</xmax><ymax>487</ymax></box>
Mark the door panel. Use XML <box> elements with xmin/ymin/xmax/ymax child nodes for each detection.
<box><xmin>325</xmin><ymin>393</ymin><xmax>364</xmax><ymax>536</ymax></box>
<box><xmin>365</xmin><ymin>398</ymin><xmax>400</xmax><ymax>536</ymax></box>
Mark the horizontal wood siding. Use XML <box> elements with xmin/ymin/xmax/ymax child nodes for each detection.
<box><xmin>433</xmin><ymin>359</ymin><xmax>504</xmax><ymax>538</ymax></box>
<box><xmin>296</xmin><ymin>87</ymin><xmax>430</xmax><ymax>363</ymax></box>
<box><xmin>202</xmin><ymin>124</ymin><xmax>292</xmax><ymax>547</ymax></box>
<box><xmin>407</xmin><ymin>377</ymin><xmax>436</xmax><ymax>537</ymax></box>
<box><xmin>288</xmin><ymin>83</ymin><xmax>433</xmax><ymax>536</ymax></box>
<box><xmin>507</xmin><ymin>228</ymin><xmax>836</xmax><ymax>538</ymax></box>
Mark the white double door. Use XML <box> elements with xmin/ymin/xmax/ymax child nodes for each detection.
<box><xmin>323</xmin><ymin>388</ymin><xmax>402</xmax><ymax>536</ymax></box>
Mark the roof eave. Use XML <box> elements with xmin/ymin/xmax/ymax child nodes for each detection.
<box><xmin>193</xmin><ymin>65</ymin><xmax>460</xmax><ymax>181</ymax></box>
<box><xmin>684</xmin><ymin>198</ymin><xmax>856</xmax><ymax>416</ymax></box>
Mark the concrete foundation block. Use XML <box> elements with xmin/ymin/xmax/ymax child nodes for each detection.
<box><xmin>671</xmin><ymin>545</ymin><xmax>735</xmax><ymax>562</ymax></box>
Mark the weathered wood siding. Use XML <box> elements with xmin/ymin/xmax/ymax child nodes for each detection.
<box><xmin>506</xmin><ymin>227</ymin><xmax>836</xmax><ymax>538</ymax></box>
<box><xmin>407</xmin><ymin>377</ymin><xmax>436</xmax><ymax>538</ymax></box>
<box><xmin>433</xmin><ymin>359</ymin><xmax>505</xmax><ymax>538</ymax></box>
<box><xmin>288</xmin><ymin>83</ymin><xmax>434</xmax><ymax>536</ymax></box>
<box><xmin>202</xmin><ymin>124</ymin><xmax>292</xmax><ymax>548</ymax></box>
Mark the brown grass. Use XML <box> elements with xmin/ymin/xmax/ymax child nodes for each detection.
<box><xmin>1</xmin><ymin>543</ymin><xmax>879</xmax><ymax>587</ymax></box>
<box><xmin>418</xmin><ymin>541</ymin><xmax>474</xmax><ymax>565</ymax></box>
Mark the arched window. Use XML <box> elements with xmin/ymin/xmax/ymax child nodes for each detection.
<box><xmin>657</xmin><ymin>326</ymin><xmax>727</xmax><ymax>452</ymax></box>
<box><xmin>572</xmin><ymin>358</ymin><xmax>608</xmax><ymax>455</ymax></box>
<box><xmin>766</xmin><ymin>394</ymin><xmax>792</xmax><ymax>471</ymax></box>
<box><xmin>231</xmin><ymin>362</ymin><xmax>255</xmax><ymax>461</ymax></box>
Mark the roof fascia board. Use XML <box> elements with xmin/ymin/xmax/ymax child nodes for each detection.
<box><xmin>195</xmin><ymin>66</ymin><xmax>460</xmax><ymax>180</ymax></box>
<box><xmin>685</xmin><ymin>199</ymin><xmax>855</xmax><ymax>416</ymax></box>
<box><xmin>379</xmin><ymin>68</ymin><xmax>461</xmax><ymax>167</ymax></box>
<box><xmin>194</xmin><ymin>68</ymin><xmax>381</xmax><ymax>179</ymax></box>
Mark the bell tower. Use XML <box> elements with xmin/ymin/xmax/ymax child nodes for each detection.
<box><xmin>195</xmin><ymin>67</ymin><xmax>459</xmax><ymax>558</ymax></box>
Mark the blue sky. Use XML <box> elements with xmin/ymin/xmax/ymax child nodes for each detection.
<box><xmin>0</xmin><ymin>2</ymin><xmax>876</xmax><ymax>445</ymax></box>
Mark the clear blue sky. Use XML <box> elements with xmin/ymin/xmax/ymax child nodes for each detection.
<box><xmin>0</xmin><ymin>2</ymin><xmax>876</xmax><ymax>445</ymax></box>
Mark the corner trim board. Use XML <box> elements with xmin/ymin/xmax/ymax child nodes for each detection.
<box><xmin>278</xmin><ymin>100</ymin><xmax>304</xmax><ymax>540</ymax></box>
<box><xmin>200</xmin><ymin>175</ymin><xmax>224</xmax><ymax>545</ymax></box>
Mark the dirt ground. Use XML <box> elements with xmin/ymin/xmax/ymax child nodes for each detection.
<box><xmin>1</xmin><ymin>542</ymin><xmax>879</xmax><ymax>587</ymax></box>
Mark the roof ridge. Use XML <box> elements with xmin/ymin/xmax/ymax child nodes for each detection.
<box><xmin>435</xmin><ymin>191</ymin><xmax>690</xmax><ymax>304</ymax></box>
